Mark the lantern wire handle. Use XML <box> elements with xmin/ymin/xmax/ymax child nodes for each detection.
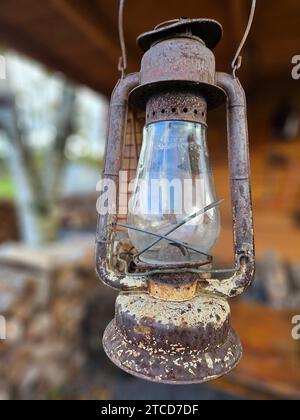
<box><xmin>231</xmin><ymin>0</ymin><xmax>257</xmax><ymax>78</ymax></box>
<box><xmin>118</xmin><ymin>0</ymin><xmax>128</xmax><ymax>78</ymax></box>
<box><xmin>117</xmin><ymin>199</ymin><xmax>224</xmax><ymax>260</ymax></box>
<box><xmin>117</xmin><ymin>223</ymin><xmax>211</xmax><ymax>259</ymax></box>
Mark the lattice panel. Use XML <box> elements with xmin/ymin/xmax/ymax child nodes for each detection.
<box><xmin>117</xmin><ymin>110</ymin><xmax>145</xmax><ymax>229</ymax></box>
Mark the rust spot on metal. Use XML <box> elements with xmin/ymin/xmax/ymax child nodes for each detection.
<box><xmin>134</xmin><ymin>325</ymin><xmax>152</xmax><ymax>336</ymax></box>
<box><xmin>149</xmin><ymin>273</ymin><xmax>198</xmax><ymax>301</ymax></box>
<box><xmin>146</xmin><ymin>91</ymin><xmax>207</xmax><ymax>125</ymax></box>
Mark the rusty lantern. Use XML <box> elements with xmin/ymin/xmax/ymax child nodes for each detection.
<box><xmin>96</xmin><ymin>18</ymin><xmax>255</xmax><ymax>384</ymax></box>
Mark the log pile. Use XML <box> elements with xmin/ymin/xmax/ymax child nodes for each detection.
<box><xmin>0</xmin><ymin>238</ymin><xmax>299</xmax><ymax>400</ymax></box>
<box><xmin>58</xmin><ymin>194</ymin><xmax>98</xmax><ymax>231</ymax></box>
<box><xmin>0</xmin><ymin>201</ymin><xmax>18</xmax><ymax>244</ymax></box>
<box><xmin>252</xmin><ymin>251</ymin><xmax>300</xmax><ymax>309</ymax></box>
<box><xmin>0</xmin><ymin>238</ymin><xmax>116</xmax><ymax>400</ymax></box>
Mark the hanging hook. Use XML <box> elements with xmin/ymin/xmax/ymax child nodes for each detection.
<box><xmin>231</xmin><ymin>0</ymin><xmax>257</xmax><ymax>78</ymax></box>
<box><xmin>118</xmin><ymin>0</ymin><xmax>128</xmax><ymax>78</ymax></box>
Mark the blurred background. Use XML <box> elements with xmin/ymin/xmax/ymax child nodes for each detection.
<box><xmin>0</xmin><ymin>0</ymin><xmax>299</xmax><ymax>400</ymax></box>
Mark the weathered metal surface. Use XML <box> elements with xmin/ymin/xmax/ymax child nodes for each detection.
<box><xmin>129</xmin><ymin>20</ymin><xmax>226</xmax><ymax>110</ymax></box>
<box><xmin>96</xmin><ymin>19</ymin><xmax>255</xmax><ymax>385</ymax></box>
<box><xmin>211</xmin><ymin>73</ymin><xmax>255</xmax><ymax>295</ymax></box>
<box><xmin>146</xmin><ymin>91</ymin><xmax>207</xmax><ymax>125</ymax></box>
<box><xmin>138</xmin><ymin>18</ymin><xmax>223</xmax><ymax>52</ymax></box>
<box><xmin>115</xmin><ymin>293</ymin><xmax>230</xmax><ymax>350</ymax></box>
<box><xmin>103</xmin><ymin>293</ymin><xmax>242</xmax><ymax>384</ymax></box>
<box><xmin>95</xmin><ymin>73</ymin><xmax>149</xmax><ymax>292</ymax></box>
<box><xmin>148</xmin><ymin>272</ymin><xmax>198</xmax><ymax>301</ymax></box>
<box><xmin>138</xmin><ymin>37</ymin><xmax>215</xmax><ymax>86</ymax></box>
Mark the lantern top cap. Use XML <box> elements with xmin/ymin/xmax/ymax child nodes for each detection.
<box><xmin>138</xmin><ymin>18</ymin><xmax>223</xmax><ymax>52</ymax></box>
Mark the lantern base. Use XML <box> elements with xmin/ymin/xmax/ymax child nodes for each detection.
<box><xmin>103</xmin><ymin>320</ymin><xmax>242</xmax><ymax>385</ymax></box>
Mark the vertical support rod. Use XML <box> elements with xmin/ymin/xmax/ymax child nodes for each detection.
<box><xmin>216</xmin><ymin>72</ymin><xmax>255</xmax><ymax>289</ymax></box>
<box><xmin>96</xmin><ymin>73</ymin><xmax>145</xmax><ymax>291</ymax></box>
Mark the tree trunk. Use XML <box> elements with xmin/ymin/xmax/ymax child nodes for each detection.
<box><xmin>0</xmin><ymin>100</ymin><xmax>42</xmax><ymax>245</ymax></box>
<box><xmin>0</xmin><ymin>82</ymin><xmax>76</xmax><ymax>245</ymax></box>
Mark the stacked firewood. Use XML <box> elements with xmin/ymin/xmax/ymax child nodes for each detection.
<box><xmin>0</xmin><ymin>238</ymin><xmax>299</xmax><ymax>400</ymax></box>
<box><xmin>58</xmin><ymin>194</ymin><xmax>98</xmax><ymax>231</ymax></box>
<box><xmin>0</xmin><ymin>239</ymin><xmax>116</xmax><ymax>400</ymax></box>
<box><xmin>253</xmin><ymin>251</ymin><xmax>300</xmax><ymax>309</ymax></box>
<box><xmin>0</xmin><ymin>201</ymin><xmax>18</xmax><ymax>244</ymax></box>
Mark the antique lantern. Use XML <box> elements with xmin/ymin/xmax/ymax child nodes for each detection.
<box><xmin>96</xmin><ymin>17</ymin><xmax>255</xmax><ymax>384</ymax></box>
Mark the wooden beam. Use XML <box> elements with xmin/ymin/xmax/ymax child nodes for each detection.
<box><xmin>49</xmin><ymin>0</ymin><xmax>120</xmax><ymax>66</ymax></box>
<box><xmin>0</xmin><ymin>20</ymin><xmax>111</xmax><ymax>95</ymax></box>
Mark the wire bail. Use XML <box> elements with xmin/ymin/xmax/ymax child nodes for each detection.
<box><xmin>231</xmin><ymin>0</ymin><xmax>257</xmax><ymax>78</ymax></box>
<box><xmin>118</xmin><ymin>0</ymin><xmax>127</xmax><ymax>78</ymax></box>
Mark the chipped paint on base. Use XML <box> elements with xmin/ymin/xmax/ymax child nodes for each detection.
<box><xmin>117</xmin><ymin>293</ymin><xmax>229</xmax><ymax>329</ymax></box>
<box><xmin>103</xmin><ymin>320</ymin><xmax>242</xmax><ymax>385</ymax></box>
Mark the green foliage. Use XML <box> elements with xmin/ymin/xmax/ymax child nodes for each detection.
<box><xmin>0</xmin><ymin>176</ymin><xmax>16</xmax><ymax>199</ymax></box>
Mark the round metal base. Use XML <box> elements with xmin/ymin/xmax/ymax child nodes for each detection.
<box><xmin>103</xmin><ymin>320</ymin><xmax>242</xmax><ymax>385</ymax></box>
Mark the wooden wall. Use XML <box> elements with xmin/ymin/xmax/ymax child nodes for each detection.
<box><xmin>210</xmin><ymin>93</ymin><xmax>300</xmax><ymax>265</ymax></box>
